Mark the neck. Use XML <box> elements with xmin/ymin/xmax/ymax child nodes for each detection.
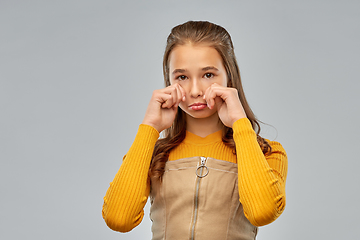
<box><xmin>186</xmin><ymin>113</ymin><xmax>223</xmax><ymax>138</ymax></box>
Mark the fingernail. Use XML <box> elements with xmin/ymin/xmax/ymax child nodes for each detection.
<box><xmin>182</xmin><ymin>96</ymin><xmax>186</xmax><ymax>101</ymax></box>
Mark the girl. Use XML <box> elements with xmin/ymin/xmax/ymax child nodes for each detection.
<box><xmin>102</xmin><ymin>21</ymin><xmax>287</xmax><ymax>240</ymax></box>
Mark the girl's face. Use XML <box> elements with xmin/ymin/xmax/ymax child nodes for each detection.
<box><xmin>169</xmin><ymin>44</ymin><xmax>228</xmax><ymax>120</ymax></box>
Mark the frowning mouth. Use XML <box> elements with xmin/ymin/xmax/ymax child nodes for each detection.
<box><xmin>189</xmin><ymin>102</ymin><xmax>207</xmax><ymax>110</ymax></box>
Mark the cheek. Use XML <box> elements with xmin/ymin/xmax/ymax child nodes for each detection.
<box><xmin>179</xmin><ymin>101</ymin><xmax>187</xmax><ymax>110</ymax></box>
<box><xmin>177</xmin><ymin>82</ymin><xmax>190</xmax><ymax>95</ymax></box>
<box><xmin>220</xmin><ymin>74</ymin><xmax>228</xmax><ymax>87</ymax></box>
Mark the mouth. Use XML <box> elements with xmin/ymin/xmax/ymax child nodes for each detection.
<box><xmin>189</xmin><ymin>102</ymin><xmax>208</xmax><ymax>110</ymax></box>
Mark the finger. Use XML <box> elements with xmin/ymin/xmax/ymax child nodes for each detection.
<box><xmin>214</xmin><ymin>96</ymin><xmax>223</xmax><ymax>110</ymax></box>
<box><xmin>205</xmin><ymin>84</ymin><xmax>226</xmax><ymax>109</ymax></box>
<box><xmin>204</xmin><ymin>85</ymin><xmax>217</xmax><ymax>109</ymax></box>
<box><xmin>164</xmin><ymin>95</ymin><xmax>176</xmax><ymax>109</ymax></box>
<box><xmin>174</xmin><ymin>84</ymin><xmax>182</xmax><ymax>107</ymax></box>
<box><xmin>171</xmin><ymin>83</ymin><xmax>185</xmax><ymax>103</ymax></box>
<box><xmin>158</xmin><ymin>93</ymin><xmax>173</xmax><ymax>108</ymax></box>
<box><xmin>178</xmin><ymin>84</ymin><xmax>186</xmax><ymax>101</ymax></box>
<box><xmin>204</xmin><ymin>86</ymin><xmax>211</xmax><ymax>108</ymax></box>
<box><xmin>171</xmin><ymin>85</ymin><xmax>179</xmax><ymax>107</ymax></box>
<box><xmin>168</xmin><ymin>84</ymin><xmax>183</xmax><ymax>108</ymax></box>
<box><xmin>157</xmin><ymin>88</ymin><xmax>175</xmax><ymax>108</ymax></box>
<box><xmin>209</xmin><ymin>92</ymin><xmax>217</xmax><ymax>109</ymax></box>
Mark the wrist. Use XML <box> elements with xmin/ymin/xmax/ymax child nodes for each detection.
<box><xmin>141</xmin><ymin>121</ymin><xmax>161</xmax><ymax>133</ymax></box>
<box><xmin>230</xmin><ymin>113</ymin><xmax>247</xmax><ymax>127</ymax></box>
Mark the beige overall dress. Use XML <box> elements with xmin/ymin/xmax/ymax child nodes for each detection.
<box><xmin>150</xmin><ymin>157</ymin><xmax>258</xmax><ymax>240</ymax></box>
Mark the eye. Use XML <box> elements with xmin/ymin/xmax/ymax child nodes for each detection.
<box><xmin>204</xmin><ymin>73</ymin><xmax>214</xmax><ymax>79</ymax></box>
<box><xmin>177</xmin><ymin>75</ymin><xmax>188</xmax><ymax>81</ymax></box>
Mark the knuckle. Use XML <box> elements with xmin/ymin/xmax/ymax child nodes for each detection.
<box><xmin>152</xmin><ymin>90</ymin><xmax>159</xmax><ymax>97</ymax></box>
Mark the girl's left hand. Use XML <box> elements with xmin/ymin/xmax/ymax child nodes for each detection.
<box><xmin>204</xmin><ymin>83</ymin><xmax>247</xmax><ymax>127</ymax></box>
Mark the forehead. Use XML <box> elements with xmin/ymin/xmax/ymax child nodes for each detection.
<box><xmin>168</xmin><ymin>44</ymin><xmax>224</xmax><ymax>70</ymax></box>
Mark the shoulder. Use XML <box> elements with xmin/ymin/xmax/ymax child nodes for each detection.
<box><xmin>266</xmin><ymin>139</ymin><xmax>286</xmax><ymax>156</ymax></box>
<box><xmin>264</xmin><ymin>139</ymin><xmax>288</xmax><ymax>179</ymax></box>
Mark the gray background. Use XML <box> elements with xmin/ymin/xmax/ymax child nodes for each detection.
<box><xmin>1</xmin><ymin>0</ymin><xmax>359</xmax><ymax>239</ymax></box>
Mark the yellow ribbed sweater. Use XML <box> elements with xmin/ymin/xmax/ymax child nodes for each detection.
<box><xmin>102</xmin><ymin>118</ymin><xmax>288</xmax><ymax>232</ymax></box>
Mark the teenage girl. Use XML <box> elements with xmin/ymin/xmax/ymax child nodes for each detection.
<box><xmin>102</xmin><ymin>21</ymin><xmax>288</xmax><ymax>240</ymax></box>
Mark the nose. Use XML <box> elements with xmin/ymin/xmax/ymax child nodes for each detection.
<box><xmin>190</xmin><ymin>79</ymin><xmax>203</xmax><ymax>98</ymax></box>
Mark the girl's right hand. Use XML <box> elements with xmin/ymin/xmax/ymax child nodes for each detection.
<box><xmin>141</xmin><ymin>83</ymin><xmax>185</xmax><ymax>132</ymax></box>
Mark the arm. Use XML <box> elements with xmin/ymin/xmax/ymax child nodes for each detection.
<box><xmin>102</xmin><ymin>124</ymin><xmax>159</xmax><ymax>232</ymax></box>
<box><xmin>233</xmin><ymin>118</ymin><xmax>288</xmax><ymax>226</ymax></box>
<box><xmin>204</xmin><ymin>83</ymin><xmax>287</xmax><ymax>226</ymax></box>
<box><xmin>103</xmin><ymin>84</ymin><xmax>185</xmax><ymax>232</ymax></box>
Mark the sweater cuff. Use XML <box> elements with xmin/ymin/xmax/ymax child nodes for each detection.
<box><xmin>126</xmin><ymin>124</ymin><xmax>160</xmax><ymax>158</ymax></box>
<box><xmin>232</xmin><ymin>118</ymin><xmax>257</xmax><ymax>142</ymax></box>
<box><xmin>136</xmin><ymin>124</ymin><xmax>160</xmax><ymax>144</ymax></box>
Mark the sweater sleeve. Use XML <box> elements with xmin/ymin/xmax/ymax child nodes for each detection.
<box><xmin>102</xmin><ymin>124</ymin><xmax>159</xmax><ymax>232</ymax></box>
<box><xmin>233</xmin><ymin>118</ymin><xmax>288</xmax><ymax>227</ymax></box>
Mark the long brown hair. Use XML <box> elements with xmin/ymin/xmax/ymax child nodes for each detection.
<box><xmin>150</xmin><ymin>21</ymin><xmax>271</xmax><ymax>181</ymax></box>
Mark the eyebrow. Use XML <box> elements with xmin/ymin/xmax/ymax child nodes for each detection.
<box><xmin>171</xmin><ymin>66</ymin><xmax>219</xmax><ymax>75</ymax></box>
<box><xmin>201</xmin><ymin>66</ymin><xmax>219</xmax><ymax>72</ymax></box>
<box><xmin>172</xmin><ymin>68</ymin><xmax>187</xmax><ymax>75</ymax></box>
